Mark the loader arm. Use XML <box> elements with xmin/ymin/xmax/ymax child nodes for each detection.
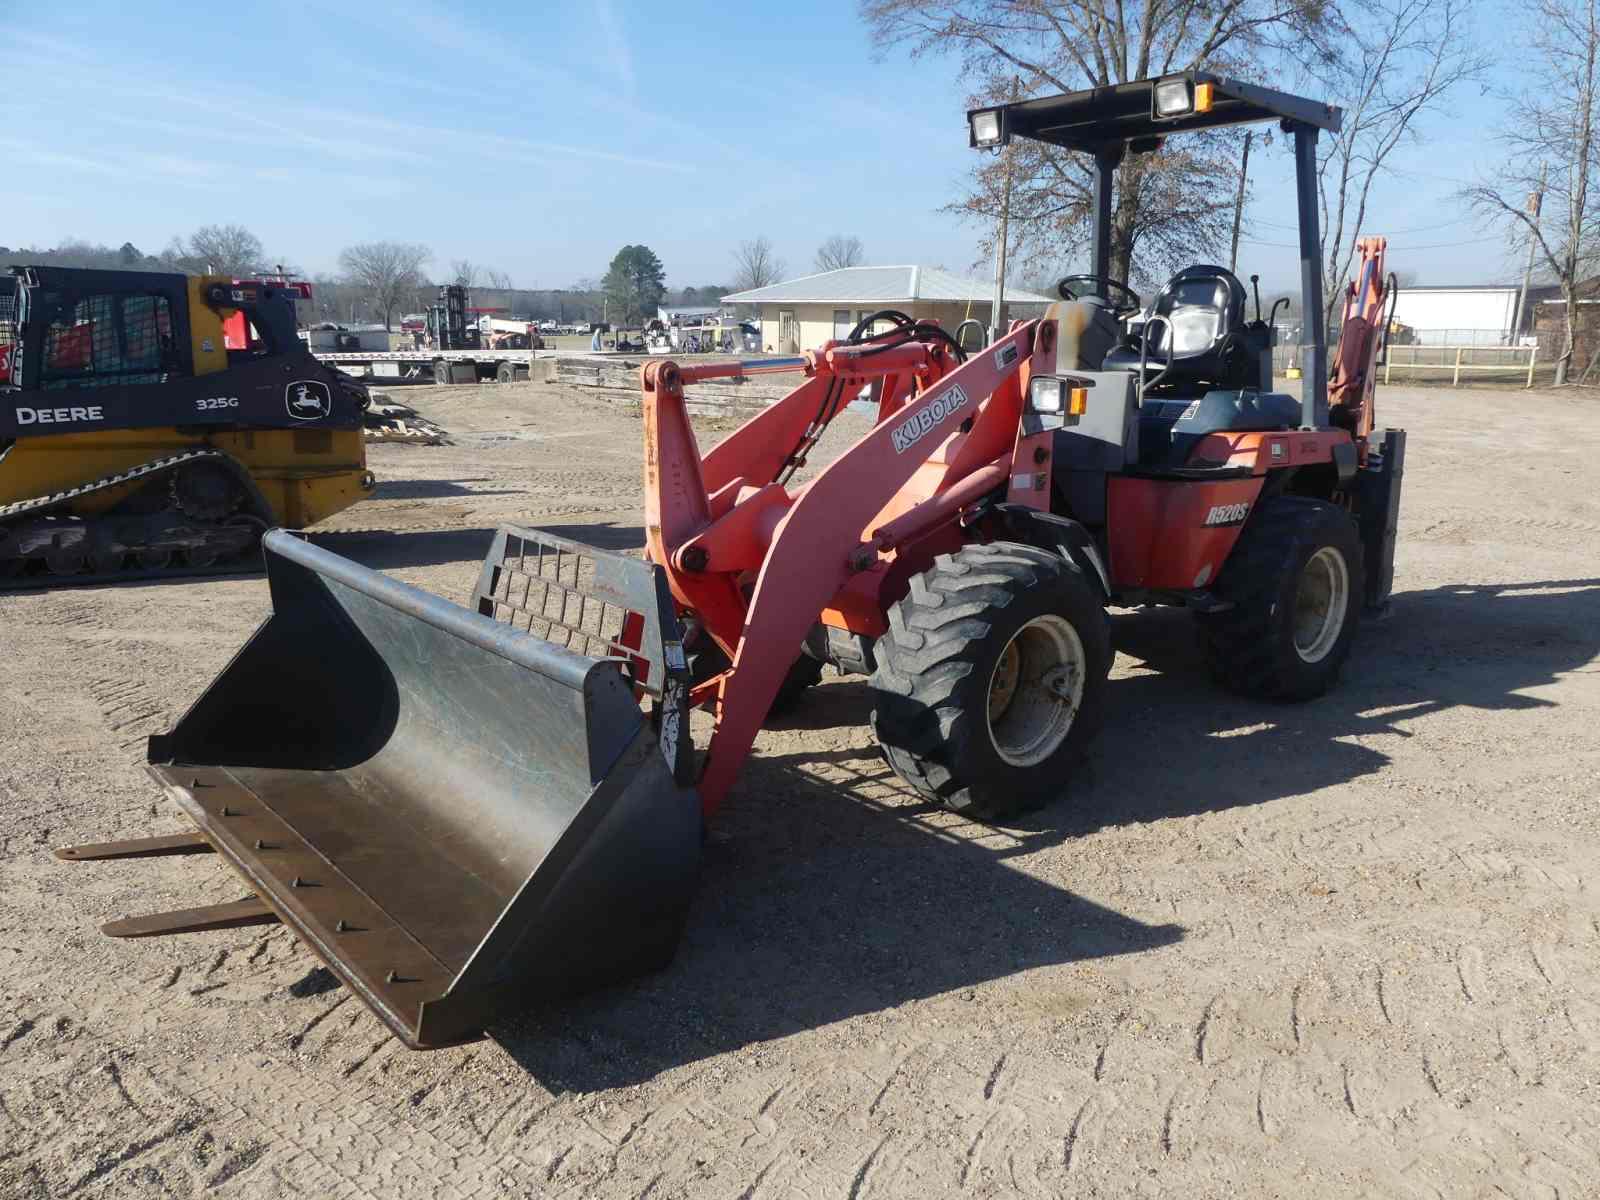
<box><xmin>642</xmin><ymin>324</ymin><xmax>1050</xmax><ymax>815</ymax></box>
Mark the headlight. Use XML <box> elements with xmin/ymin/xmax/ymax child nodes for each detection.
<box><xmin>1028</xmin><ymin>377</ymin><xmax>1065</xmax><ymax>414</ymax></box>
<box><xmin>970</xmin><ymin>109</ymin><xmax>1003</xmax><ymax>148</ymax></box>
<box><xmin>1154</xmin><ymin>79</ymin><xmax>1192</xmax><ymax>117</ymax></box>
<box><xmin>1027</xmin><ymin>377</ymin><xmax>1088</xmax><ymax>416</ymax></box>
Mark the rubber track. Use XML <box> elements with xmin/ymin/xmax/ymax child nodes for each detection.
<box><xmin>0</xmin><ymin>449</ymin><xmax>260</xmax><ymax>591</ymax></box>
<box><xmin>0</xmin><ymin>449</ymin><xmax>222</xmax><ymax>521</ymax></box>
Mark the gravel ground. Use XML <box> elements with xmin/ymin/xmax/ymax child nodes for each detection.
<box><xmin>2</xmin><ymin>380</ymin><xmax>1598</xmax><ymax>1199</ymax></box>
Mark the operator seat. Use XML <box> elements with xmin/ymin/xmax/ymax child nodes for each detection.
<box><xmin>1104</xmin><ymin>265</ymin><xmax>1251</xmax><ymax>390</ymax></box>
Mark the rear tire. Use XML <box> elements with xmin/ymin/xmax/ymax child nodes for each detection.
<box><xmin>1196</xmin><ymin>496</ymin><xmax>1364</xmax><ymax>701</ymax></box>
<box><xmin>496</xmin><ymin>361</ymin><xmax>515</xmax><ymax>384</ymax></box>
<box><xmin>869</xmin><ymin>542</ymin><xmax>1111</xmax><ymax>821</ymax></box>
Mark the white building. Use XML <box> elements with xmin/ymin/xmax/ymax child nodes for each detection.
<box><xmin>1388</xmin><ymin>285</ymin><xmax>1520</xmax><ymax>345</ymax></box>
<box><xmin>724</xmin><ymin>265</ymin><xmax>1053</xmax><ymax>353</ymax></box>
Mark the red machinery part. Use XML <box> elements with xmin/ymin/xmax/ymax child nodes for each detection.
<box><xmin>1329</xmin><ymin>236</ymin><xmax>1389</xmax><ymax>448</ymax></box>
<box><xmin>1106</xmin><ymin>475</ymin><xmax>1265</xmax><ymax>589</ymax></box>
<box><xmin>642</xmin><ymin>322</ymin><xmax>1055</xmax><ymax>816</ymax></box>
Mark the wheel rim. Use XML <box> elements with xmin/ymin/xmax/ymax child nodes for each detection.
<box><xmin>985</xmin><ymin>614</ymin><xmax>1086</xmax><ymax>768</ymax></box>
<box><xmin>1293</xmin><ymin>546</ymin><xmax>1350</xmax><ymax>664</ymax></box>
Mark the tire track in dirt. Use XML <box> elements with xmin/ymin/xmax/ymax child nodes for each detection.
<box><xmin>88</xmin><ymin>672</ymin><xmax>171</xmax><ymax>753</ymax></box>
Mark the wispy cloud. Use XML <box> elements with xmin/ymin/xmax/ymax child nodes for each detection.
<box><xmin>0</xmin><ymin>136</ymin><xmax>252</xmax><ymax>193</ymax></box>
<box><xmin>0</xmin><ymin>138</ymin><xmax>120</xmax><ymax>176</ymax></box>
<box><xmin>384</xmin><ymin>0</ymin><xmax>737</xmax><ymax>156</ymax></box>
<box><xmin>593</xmin><ymin>0</ymin><xmax>637</xmax><ymax>102</ymax></box>
<box><xmin>34</xmin><ymin>25</ymin><xmax>710</xmax><ymax>177</ymax></box>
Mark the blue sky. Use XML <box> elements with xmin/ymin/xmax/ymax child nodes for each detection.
<box><xmin>6</xmin><ymin>0</ymin><xmax>1515</xmax><ymax>293</ymax></box>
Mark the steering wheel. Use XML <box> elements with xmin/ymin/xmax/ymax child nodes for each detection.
<box><xmin>1056</xmin><ymin>275</ymin><xmax>1143</xmax><ymax>317</ymax></box>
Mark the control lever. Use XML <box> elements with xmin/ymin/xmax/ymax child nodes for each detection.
<box><xmin>1250</xmin><ymin>274</ymin><xmax>1263</xmax><ymax>323</ymax></box>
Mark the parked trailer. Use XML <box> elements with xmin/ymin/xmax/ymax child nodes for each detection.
<box><xmin>313</xmin><ymin>348</ymin><xmax>549</xmax><ymax>385</ymax></box>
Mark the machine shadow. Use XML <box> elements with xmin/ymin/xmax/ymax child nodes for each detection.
<box><xmin>309</xmin><ymin>527</ymin><xmax>502</xmax><ymax>572</ymax></box>
<box><xmin>311</xmin><ymin>522</ymin><xmax>646</xmax><ymax>573</ymax></box>
<box><xmin>494</xmin><ymin>750</ymin><xmax>1183</xmax><ymax>1091</ymax></box>
<box><xmin>372</xmin><ymin>480</ymin><xmax>526</xmax><ymax>500</ymax></box>
<box><xmin>492</xmin><ymin>576</ymin><xmax>1599</xmax><ymax>1092</ymax></box>
<box><xmin>1087</xmin><ymin>575</ymin><xmax>1600</xmax><ymax>831</ymax></box>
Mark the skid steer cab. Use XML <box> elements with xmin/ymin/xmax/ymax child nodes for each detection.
<box><xmin>62</xmin><ymin>72</ymin><xmax>1404</xmax><ymax>1050</ymax></box>
<box><xmin>1</xmin><ymin>265</ymin><xmax>374</xmax><ymax>584</ymax></box>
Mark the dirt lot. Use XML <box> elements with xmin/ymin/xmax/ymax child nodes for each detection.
<box><xmin>3</xmin><ymin>380</ymin><xmax>1598</xmax><ymax>1199</ymax></box>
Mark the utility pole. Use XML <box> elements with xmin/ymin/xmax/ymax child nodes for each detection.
<box><xmin>989</xmin><ymin>77</ymin><xmax>1021</xmax><ymax>345</ymax></box>
<box><xmin>1511</xmin><ymin>163</ymin><xmax>1546</xmax><ymax>342</ymax></box>
<box><xmin>1229</xmin><ymin>132</ymin><xmax>1254</xmax><ymax>274</ymax></box>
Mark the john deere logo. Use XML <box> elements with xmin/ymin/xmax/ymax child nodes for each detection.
<box><xmin>286</xmin><ymin>380</ymin><xmax>332</xmax><ymax>420</ymax></box>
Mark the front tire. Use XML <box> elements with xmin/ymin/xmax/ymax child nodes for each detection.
<box><xmin>869</xmin><ymin>542</ymin><xmax>1111</xmax><ymax>821</ymax></box>
<box><xmin>1196</xmin><ymin>496</ymin><xmax>1364</xmax><ymax>701</ymax></box>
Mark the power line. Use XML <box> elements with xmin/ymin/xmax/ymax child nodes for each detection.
<box><xmin>1237</xmin><ymin>233</ymin><xmax>1503</xmax><ymax>251</ymax></box>
<box><xmin>1248</xmin><ymin>215</ymin><xmax>1477</xmax><ymax>236</ymax></box>
<box><xmin>1390</xmin><ymin>235</ymin><xmax>1503</xmax><ymax>250</ymax></box>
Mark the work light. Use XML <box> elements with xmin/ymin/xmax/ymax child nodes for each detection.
<box><xmin>1153</xmin><ymin>77</ymin><xmax>1214</xmax><ymax>120</ymax></box>
<box><xmin>970</xmin><ymin>109</ymin><xmax>1003</xmax><ymax>148</ymax></box>
<box><xmin>1027</xmin><ymin>376</ymin><xmax>1088</xmax><ymax>417</ymax></box>
<box><xmin>1029</xmin><ymin>376</ymin><xmax>1065</xmax><ymax>414</ymax></box>
<box><xmin>1154</xmin><ymin>79</ymin><xmax>1193</xmax><ymax>117</ymax></box>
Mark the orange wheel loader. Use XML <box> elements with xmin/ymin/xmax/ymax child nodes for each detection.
<box><xmin>62</xmin><ymin>72</ymin><xmax>1404</xmax><ymax>1048</ymax></box>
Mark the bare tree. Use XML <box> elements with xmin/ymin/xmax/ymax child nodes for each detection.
<box><xmin>338</xmin><ymin>241</ymin><xmax>431</xmax><ymax>330</ymax></box>
<box><xmin>815</xmin><ymin>234</ymin><xmax>866</xmax><ymax>271</ymax></box>
<box><xmin>862</xmin><ymin>1</ymin><xmax>1345</xmax><ymax>284</ymax></box>
<box><xmin>1316</xmin><ymin>0</ymin><xmax>1486</xmax><ymax>332</ymax></box>
<box><xmin>449</xmin><ymin>259</ymin><xmax>479</xmax><ymax>289</ymax></box>
<box><xmin>1461</xmin><ymin>0</ymin><xmax>1599</xmax><ymax>384</ymax></box>
<box><xmin>163</xmin><ymin>224</ymin><xmax>266</xmax><ymax>277</ymax></box>
<box><xmin>484</xmin><ymin>268</ymin><xmax>514</xmax><ymax>290</ymax></box>
<box><xmin>568</xmin><ymin>277</ymin><xmax>605</xmax><ymax>323</ymax></box>
<box><xmin>731</xmin><ymin>237</ymin><xmax>785</xmax><ymax>291</ymax></box>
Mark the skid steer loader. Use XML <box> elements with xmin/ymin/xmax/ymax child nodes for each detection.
<box><xmin>0</xmin><ymin>265</ymin><xmax>374</xmax><ymax>584</ymax></box>
<box><xmin>62</xmin><ymin>72</ymin><xmax>1404</xmax><ymax>1048</ymax></box>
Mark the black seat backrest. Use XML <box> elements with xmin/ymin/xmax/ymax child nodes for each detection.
<box><xmin>1146</xmin><ymin>265</ymin><xmax>1246</xmax><ymax>360</ymax></box>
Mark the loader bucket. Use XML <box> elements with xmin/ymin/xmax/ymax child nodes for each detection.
<box><xmin>144</xmin><ymin>526</ymin><xmax>700</xmax><ymax>1048</ymax></box>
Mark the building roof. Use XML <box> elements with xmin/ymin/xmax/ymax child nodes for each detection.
<box><xmin>723</xmin><ymin>265</ymin><xmax>1054</xmax><ymax>305</ymax></box>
